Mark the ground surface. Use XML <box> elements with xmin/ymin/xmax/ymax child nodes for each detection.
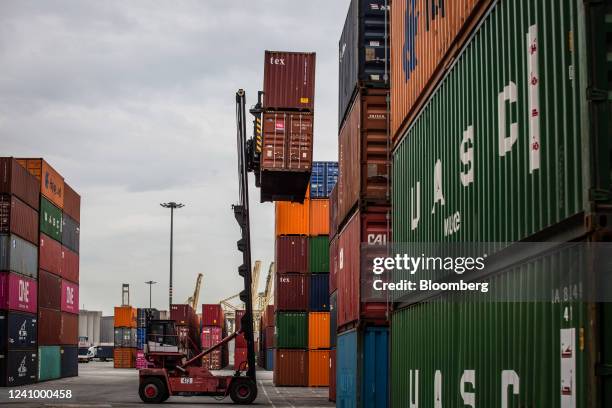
<box><xmin>0</xmin><ymin>361</ymin><xmax>334</xmax><ymax>407</ymax></box>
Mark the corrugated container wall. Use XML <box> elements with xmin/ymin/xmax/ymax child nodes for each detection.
<box><xmin>39</xmin><ymin>197</ymin><xmax>62</xmax><ymax>242</ymax></box>
<box><xmin>329</xmin><ymin>348</ymin><xmax>336</xmax><ymax>401</ymax></box>
<box><xmin>38</xmin><ymin>345</ymin><xmax>60</xmax><ymax>381</ymax></box>
<box><xmin>390</xmin><ymin>0</ymin><xmax>491</xmax><ymax>142</ymax></box>
<box><xmin>0</xmin><ymin>234</ymin><xmax>38</xmax><ymax>278</ymax></box>
<box><xmin>309</xmin><ymin>236</ymin><xmax>329</xmax><ymax>273</ymax></box>
<box><xmin>0</xmin><ymin>195</ymin><xmax>39</xmax><ymax>245</ymax></box>
<box><xmin>310</xmin><ymin>161</ymin><xmax>338</xmax><ymax>199</ymax></box>
<box><xmin>60</xmin><ymin>246</ymin><xmax>79</xmax><ymax>283</ymax></box>
<box><xmin>202</xmin><ymin>304</ymin><xmax>224</xmax><ymax>327</ymax></box>
<box><xmin>336</xmin><ymin>330</ymin><xmax>357</xmax><ymax>407</ymax></box>
<box><xmin>0</xmin><ymin>272</ymin><xmax>38</xmax><ymax>314</ymax></box>
<box><xmin>309</xmin><ymin>273</ymin><xmax>330</xmax><ymax>311</ymax></box>
<box><xmin>39</xmin><ymin>233</ymin><xmax>60</xmax><ymax>276</ymax></box>
<box><xmin>62</xmin><ymin>183</ymin><xmax>80</xmax><ymax>223</ymax></box>
<box><xmin>16</xmin><ymin>159</ymin><xmax>64</xmax><ymax>209</ymax></box>
<box><xmin>275</xmin><ymin>201</ymin><xmax>310</xmax><ymax>236</ymax></box>
<box><xmin>0</xmin><ymin>349</ymin><xmax>37</xmax><ymax>386</ymax></box>
<box><xmin>338</xmin><ymin>0</ymin><xmax>389</xmax><ymax>126</ymax></box>
<box><xmin>0</xmin><ymin>311</ymin><xmax>37</xmax><ymax>349</ymax></box>
<box><xmin>114</xmin><ymin>306</ymin><xmax>136</xmax><ymax>328</ymax></box>
<box><xmin>261</xmin><ymin>111</ymin><xmax>313</xmax><ymax>172</ymax></box>
<box><xmin>39</xmin><ymin>270</ymin><xmax>61</xmax><ymax>310</ymax></box>
<box><xmin>59</xmin><ymin>312</ymin><xmax>78</xmax><ymax>345</ymax></box>
<box><xmin>38</xmin><ymin>308</ymin><xmax>61</xmax><ymax>344</ymax></box>
<box><xmin>275</xmin><ymin>236</ymin><xmax>308</xmax><ymax>274</ymax></box>
<box><xmin>0</xmin><ymin>158</ymin><xmax>40</xmax><ymax>210</ymax></box>
<box><xmin>329</xmin><ymin>236</ymin><xmax>339</xmax><ymax>293</ymax></box>
<box><xmin>275</xmin><ymin>274</ymin><xmax>308</xmax><ymax>311</ymax></box>
<box><xmin>329</xmin><ymin>291</ymin><xmax>337</xmax><ymax>348</ymax></box>
<box><xmin>329</xmin><ymin>184</ymin><xmax>339</xmax><ymax>240</ymax></box>
<box><xmin>309</xmin><ymin>199</ymin><xmax>329</xmax><ymax>236</ymax></box>
<box><xmin>308</xmin><ymin>312</ymin><xmax>330</xmax><ymax>349</ymax></box>
<box><xmin>263</xmin><ymin>51</ymin><xmax>316</xmax><ymax>111</ymax></box>
<box><xmin>61</xmin><ymin>216</ymin><xmax>79</xmax><ymax>253</ymax></box>
<box><xmin>308</xmin><ymin>350</ymin><xmax>330</xmax><ymax>387</ymax></box>
<box><xmin>275</xmin><ymin>312</ymin><xmax>307</xmax><ymax>349</ymax></box>
<box><xmin>274</xmin><ymin>349</ymin><xmax>308</xmax><ymax>386</ymax></box>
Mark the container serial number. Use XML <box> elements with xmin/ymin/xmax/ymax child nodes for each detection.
<box><xmin>8</xmin><ymin>389</ymin><xmax>72</xmax><ymax>399</ymax></box>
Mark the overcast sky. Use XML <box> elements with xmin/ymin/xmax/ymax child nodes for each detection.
<box><xmin>0</xmin><ymin>1</ymin><xmax>348</xmax><ymax>315</ymax></box>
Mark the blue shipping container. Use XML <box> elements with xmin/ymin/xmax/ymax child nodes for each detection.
<box><xmin>265</xmin><ymin>348</ymin><xmax>274</xmax><ymax>371</ymax></box>
<box><xmin>136</xmin><ymin>328</ymin><xmax>146</xmax><ymax>350</ymax></box>
<box><xmin>309</xmin><ymin>274</ymin><xmax>330</xmax><ymax>311</ymax></box>
<box><xmin>337</xmin><ymin>330</ymin><xmax>357</xmax><ymax>408</ymax></box>
<box><xmin>310</xmin><ymin>162</ymin><xmax>338</xmax><ymax>198</ymax></box>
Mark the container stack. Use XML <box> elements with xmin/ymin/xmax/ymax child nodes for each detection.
<box><xmin>333</xmin><ymin>0</ymin><xmax>391</xmax><ymax>404</ymax></box>
<box><xmin>15</xmin><ymin>158</ymin><xmax>81</xmax><ymax>383</ymax></box>
<box><xmin>0</xmin><ymin>158</ymin><xmax>40</xmax><ymax>387</ymax></box>
<box><xmin>233</xmin><ymin>309</ymin><xmax>247</xmax><ymax>370</ymax></box>
<box><xmin>201</xmin><ymin>304</ymin><xmax>227</xmax><ymax>370</ymax></box>
<box><xmin>273</xmin><ymin>162</ymin><xmax>336</xmax><ymax>387</ymax></box>
<box><xmin>260</xmin><ymin>305</ymin><xmax>274</xmax><ymax>371</ymax></box>
<box><xmin>170</xmin><ymin>304</ymin><xmax>200</xmax><ymax>357</ymax></box>
<box><xmin>113</xmin><ymin>306</ymin><xmax>137</xmax><ymax>368</ymax></box>
<box><xmin>135</xmin><ymin>308</ymin><xmax>159</xmax><ymax>368</ymax></box>
<box><xmin>259</xmin><ymin>51</ymin><xmax>316</xmax><ymax>203</ymax></box>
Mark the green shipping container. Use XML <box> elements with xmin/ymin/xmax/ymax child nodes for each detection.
<box><xmin>40</xmin><ymin>197</ymin><xmax>62</xmax><ymax>242</ymax></box>
<box><xmin>309</xmin><ymin>236</ymin><xmax>330</xmax><ymax>273</ymax></box>
<box><xmin>392</xmin><ymin>0</ymin><xmax>611</xmax><ymax>243</ymax></box>
<box><xmin>275</xmin><ymin>312</ymin><xmax>307</xmax><ymax>349</ymax></box>
<box><xmin>38</xmin><ymin>345</ymin><xmax>61</xmax><ymax>381</ymax></box>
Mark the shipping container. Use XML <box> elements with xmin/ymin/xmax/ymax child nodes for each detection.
<box><xmin>0</xmin><ymin>234</ymin><xmax>38</xmax><ymax>278</ymax></box>
<box><xmin>60</xmin><ymin>345</ymin><xmax>78</xmax><ymax>378</ymax></box>
<box><xmin>264</xmin><ymin>326</ymin><xmax>275</xmax><ymax>349</ymax></box>
<box><xmin>38</xmin><ymin>345</ymin><xmax>60</xmax><ymax>381</ymax></box>
<box><xmin>309</xmin><ymin>273</ymin><xmax>329</xmax><ymax>311</ymax></box>
<box><xmin>275</xmin><ymin>236</ymin><xmax>308</xmax><ymax>274</ymax></box>
<box><xmin>60</xmin><ymin>312</ymin><xmax>78</xmax><ymax>345</ymax></box>
<box><xmin>308</xmin><ymin>312</ymin><xmax>330</xmax><ymax>350</ymax></box>
<box><xmin>265</xmin><ymin>348</ymin><xmax>274</xmax><ymax>371</ymax></box>
<box><xmin>337</xmin><ymin>209</ymin><xmax>389</xmax><ymax>329</ymax></box>
<box><xmin>39</xmin><ymin>196</ymin><xmax>62</xmax><ymax>242</ymax></box>
<box><xmin>201</xmin><ymin>304</ymin><xmax>224</xmax><ymax>327</ymax></box>
<box><xmin>113</xmin><ymin>347</ymin><xmax>136</xmax><ymax>368</ymax></box>
<box><xmin>338</xmin><ymin>88</ymin><xmax>390</xmax><ymax>224</ymax></box>
<box><xmin>329</xmin><ymin>291</ymin><xmax>337</xmax><ymax>348</ymax></box>
<box><xmin>0</xmin><ymin>157</ymin><xmax>40</xmax><ymax>211</ymax></box>
<box><xmin>39</xmin><ymin>233</ymin><xmax>60</xmax><ymax>276</ymax></box>
<box><xmin>100</xmin><ymin>316</ymin><xmax>114</xmax><ymax>343</ymax></box>
<box><xmin>336</xmin><ymin>330</ymin><xmax>357</xmax><ymax>407</ymax></box>
<box><xmin>114</xmin><ymin>327</ymin><xmax>137</xmax><ymax>348</ymax></box>
<box><xmin>308</xmin><ymin>349</ymin><xmax>330</xmax><ymax>387</ymax></box>
<box><xmin>362</xmin><ymin>327</ymin><xmax>388</xmax><ymax>408</ymax></box>
<box><xmin>38</xmin><ymin>270</ymin><xmax>61</xmax><ymax>310</ymax></box>
<box><xmin>310</xmin><ymin>161</ymin><xmax>338</xmax><ymax>199</ymax></box>
<box><xmin>329</xmin><ymin>348</ymin><xmax>336</xmax><ymax>401</ymax></box>
<box><xmin>338</xmin><ymin>0</ymin><xmax>389</xmax><ymax>126</ymax></box>
<box><xmin>234</xmin><ymin>347</ymin><xmax>247</xmax><ymax>370</ymax></box>
<box><xmin>61</xmin><ymin>215</ymin><xmax>79</xmax><ymax>253</ymax></box>
<box><xmin>0</xmin><ymin>349</ymin><xmax>37</xmax><ymax>387</ymax></box>
<box><xmin>202</xmin><ymin>349</ymin><xmax>223</xmax><ymax>370</ymax></box>
<box><xmin>16</xmin><ymin>158</ymin><xmax>65</xmax><ymax>209</ymax></box>
<box><xmin>114</xmin><ymin>306</ymin><xmax>136</xmax><ymax>328</ymax></box>
<box><xmin>38</xmin><ymin>307</ymin><xmax>61</xmax><ymax>345</ymax></box>
<box><xmin>275</xmin><ymin>311</ymin><xmax>307</xmax><ymax>349</ymax></box>
<box><xmin>275</xmin><ymin>274</ymin><xmax>308</xmax><ymax>311</ymax></box>
<box><xmin>274</xmin><ymin>349</ymin><xmax>307</xmax><ymax>386</ymax></box>
<box><xmin>263</xmin><ymin>51</ymin><xmax>316</xmax><ymax>111</ymax></box>
<box><xmin>261</xmin><ymin>111</ymin><xmax>314</xmax><ymax>171</ymax></box>
<box><xmin>390</xmin><ymin>0</ymin><xmax>492</xmax><ymax>142</ymax></box>
<box><xmin>0</xmin><ymin>311</ymin><xmax>37</xmax><ymax>349</ymax></box>
<box><xmin>136</xmin><ymin>308</ymin><xmax>160</xmax><ymax>328</ymax></box>
<box><xmin>234</xmin><ymin>309</ymin><xmax>245</xmax><ymax>332</ymax></box>
<box><xmin>201</xmin><ymin>326</ymin><xmax>222</xmax><ymax>348</ymax></box>
<box><xmin>329</xmin><ymin>236</ymin><xmax>338</xmax><ymax>293</ymax></box>
<box><xmin>309</xmin><ymin>236</ymin><xmax>329</xmax><ymax>273</ymax></box>
<box><xmin>309</xmin><ymin>199</ymin><xmax>329</xmax><ymax>236</ymax></box>
<box><xmin>329</xmin><ymin>184</ymin><xmax>339</xmax><ymax>240</ymax></box>
<box><xmin>136</xmin><ymin>327</ymin><xmax>146</xmax><ymax>349</ymax></box>
<box><xmin>0</xmin><ymin>195</ymin><xmax>38</xmax><ymax>245</ymax></box>
<box><xmin>0</xmin><ymin>272</ymin><xmax>37</xmax><ymax>314</ymax></box>
<box><xmin>275</xmin><ymin>200</ymin><xmax>310</xmax><ymax>236</ymax></box>
<box><xmin>60</xmin><ymin>246</ymin><xmax>79</xmax><ymax>283</ymax></box>
<box><xmin>62</xmin><ymin>183</ymin><xmax>80</xmax><ymax>223</ymax></box>
<box><xmin>60</xmin><ymin>279</ymin><xmax>78</xmax><ymax>314</ymax></box>
<box><xmin>263</xmin><ymin>304</ymin><xmax>275</xmax><ymax>328</ymax></box>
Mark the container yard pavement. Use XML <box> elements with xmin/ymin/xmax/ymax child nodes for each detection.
<box><xmin>0</xmin><ymin>362</ymin><xmax>334</xmax><ymax>407</ymax></box>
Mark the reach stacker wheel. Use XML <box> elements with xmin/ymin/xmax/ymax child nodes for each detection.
<box><xmin>139</xmin><ymin>377</ymin><xmax>169</xmax><ymax>404</ymax></box>
<box><xmin>229</xmin><ymin>377</ymin><xmax>257</xmax><ymax>404</ymax></box>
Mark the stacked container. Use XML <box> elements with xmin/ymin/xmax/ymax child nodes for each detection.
<box><xmin>0</xmin><ymin>158</ymin><xmax>40</xmax><ymax>386</ymax></box>
<box><xmin>113</xmin><ymin>306</ymin><xmax>136</xmax><ymax>368</ymax></box>
<box><xmin>170</xmin><ymin>304</ymin><xmax>200</xmax><ymax>357</ymax></box>
<box><xmin>260</xmin><ymin>305</ymin><xmax>274</xmax><ymax>371</ymax></box>
<box><xmin>201</xmin><ymin>304</ymin><xmax>227</xmax><ymax>370</ymax></box>
<box><xmin>259</xmin><ymin>51</ymin><xmax>316</xmax><ymax>203</ymax></box>
<box><xmin>15</xmin><ymin>158</ymin><xmax>81</xmax><ymax>383</ymax></box>
<box><xmin>135</xmin><ymin>308</ymin><xmax>159</xmax><ymax>368</ymax></box>
<box><xmin>333</xmin><ymin>1</ymin><xmax>391</xmax><ymax>404</ymax></box>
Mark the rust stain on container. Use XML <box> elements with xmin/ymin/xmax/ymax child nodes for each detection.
<box><xmin>275</xmin><ymin>274</ymin><xmax>308</xmax><ymax>311</ymax></box>
<box><xmin>263</xmin><ymin>51</ymin><xmax>316</xmax><ymax>111</ymax></box>
<box><xmin>275</xmin><ymin>200</ymin><xmax>310</xmax><ymax>236</ymax></box>
<box><xmin>0</xmin><ymin>158</ymin><xmax>40</xmax><ymax>211</ymax></box>
<box><xmin>308</xmin><ymin>350</ymin><xmax>330</xmax><ymax>387</ymax></box>
<box><xmin>261</xmin><ymin>111</ymin><xmax>313</xmax><ymax>171</ymax></box>
<box><xmin>309</xmin><ymin>199</ymin><xmax>329</xmax><ymax>236</ymax></box>
<box><xmin>274</xmin><ymin>349</ymin><xmax>308</xmax><ymax>386</ymax></box>
<box><xmin>308</xmin><ymin>312</ymin><xmax>330</xmax><ymax>349</ymax></box>
<box><xmin>16</xmin><ymin>158</ymin><xmax>65</xmax><ymax>209</ymax></box>
<box><xmin>0</xmin><ymin>195</ymin><xmax>39</xmax><ymax>245</ymax></box>
<box><xmin>275</xmin><ymin>236</ymin><xmax>308</xmax><ymax>274</ymax></box>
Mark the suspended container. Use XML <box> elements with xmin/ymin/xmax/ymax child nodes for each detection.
<box><xmin>263</xmin><ymin>51</ymin><xmax>316</xmax><ymax>111</ymax></box>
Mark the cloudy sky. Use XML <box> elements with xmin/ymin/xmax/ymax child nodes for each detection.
<box><xmin>0</xmin><ymin>1</ymin><xmax>349</xmax><ymax>315</ymax></box>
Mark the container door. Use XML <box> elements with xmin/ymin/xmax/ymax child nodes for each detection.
<box><xmin>337</xmin><ymin>330</ymin><xmax>357</xmax><ymax>408</ymax></box>
<box><xmin>363</xmin><ymin>327</ymin><xmax>388</xmax><ymax>408</ymax></box>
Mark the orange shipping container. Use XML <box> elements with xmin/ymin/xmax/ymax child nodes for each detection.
<box><xmin>390</xmin><ymin>0</ymin><xmax>491</xmax><ymax>143</ymax></box>
<box><xmin>275</xmin><ymin>200</ymin><xmax>310</xmax><ymax>236</ymax></box>
<box><xmin>308</xmin><ymin>350</ymin><xmax>330</xmax><ymax>387</ymax></box>
<box><xmin>113</xmin><ymin>348</ymin><xmax>136</xmax><ymax>368</ymax></box>
<box><xmin>114</xmin><ymin>306</ymin><xmax>137</xmax><ymax>328</ymax></box>
<box><xmin>309</xmin><ymin>199</ymin><xmax>329</xmax><ymax>236</ymax></box>
<box><xmin>308</xmin><ymin>312</ymin><xmax>330</xmax><ymax>350</ymax></box>
<box><xmin>16</xmin><ymin>158</ymin><xmax>65</xmax><ymax>209</ymax></box>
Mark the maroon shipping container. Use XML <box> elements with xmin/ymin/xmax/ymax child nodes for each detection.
<box><xmin>338</xmin><ymin>88</ymin><xmax>390</xmax><ymax>225</ymax></box>
<box><xmin>38</xmin><ymin>270</ymin><xmax>61</xmax><ymax>310</ymax></box>
<box><xmin>329</xmin><ymin>236</ymin><xmax>339</xmax><ymax>294</ymax></box>
<box><xmin>60</xmin><ymin>279</ymin><xmax>78</xmax><ymax>314</ymax></box>
<box><xmin>201</xmin><ymin>326</ymin><xmax>222</xmax><ymax>348</ymax></box>
<box><xmin>275</xmin><ymin>236</ymin><xmax>308</xmax><ymax>274</ymax></box>
<box><xmin>275</xmin><ymin>274</ymin><xmax>308</xmax><ymax>311</ymax></box>
<box><xmin>60</xmin><ymin>312</ymin><xmax>78</xmax><ymax>345</ymax></box>
<box><xmin>38</xmin><ymin>307</ymin><xmax>61</xmax><ymax>344</ymax></box>
<box><xmin>39</xmin><ymin>233</ymin><xmax>61</xmax><ymax>275</ymax></box>
<box><xmin>0</xmin><ymin>195</ymin><xmax>38</xmax><ymax>245</ymax></box>
<box><xmin>201</xmin><ymin>304</ymin><xmax>224</xmax><ymax>327</ymax></box>
<box><xmin>329</xmin><ymin>349</ymin><xmax>336</xmax><ymax>401</ymax></box>
<box><xmin>170</xmin><ymin>304</ymin><xmax>196</xmax><ymax>326</ymax></box>
<box><xmin>234</xmin><ymin>347</ymin><xmax>248</xmax><ymax>370</ymax></box>
<box><xmin>264</xmin><ymin>326</ymin><xmax>275</xmax><ymax>349</ymax></box>
<box><xmin>274</xmin><ymin>349</ymin><xmax>307</xmax><ymax>386</ymax></box>
<box><xmin>261</xmin><ymin>111</ymin><xmax>313</xmax><ymax>172</ymax></box>
<box><xmin>62</xmin><ymin>183</ymin><xmax>80</xmax><ymax>223</ymax></box>
<box><xmin>337</xmin><ymin>208</ymin><xmax>390</xmax><ymax>329</ymax></box>
<box><xmin>263</xmin><ymin>51</ymin><xmax>316</xmax><ymax>111</ymax></box>
<box><xmin>263</xmin><ymin>304</ymin><xmax>275</xmax><ymax>328</ymax></box>
<box><xmin>0</xmin><ymin>158</ymin><xmax>40</xmax><ymax>211</ymax></box>
<box><xmin>60</xmin><ymin>246</ymin><xmax>79</xmax><ymax>283</ymax></box>
<box><xmin>329</xmin><ymin>184</ymin><xmax>338</xmax><ymax>240</ymax></box>
<box><xmin>234</xmin><ymin>309</ymin><xmax>245</xmax><ymax>332</ymax></box>
<box><xmin>235</xmin><ymin>333</ymin><xmax>247</xmax><ymax>349</ymax></box>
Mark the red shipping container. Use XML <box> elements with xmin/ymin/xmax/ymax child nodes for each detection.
<box><xmin>171</xmin><ymin>304</ymin><xmax>195</xmax><ymax>326</ymax></box>
<box><xmin>60</xmin><ymin>246</ymin><xmax>79</xmax><ymax>283</ymax></box>
<box><xmin>329</xmin><ymin>236</ymin><xmax>339</xmax><ymax>294</ymax></box>
<box><xmin>329</xmin><ymin>349</ymin><xmax>336</xmax><ymax>401</ymax></box>
<box><xmin>263</xmin><ymin>51</ymin><xmax>316</xmax><ymax>111</ymax></box>
<box><xmin>39</xmin><ymin>233</ymin><xmax>61</xmax><ymax>275</ymax></box>
<box><xmin>263</xmin><ymin>304</ymin><xmax>275</xmax><ymax>328</ymax></box>
<box><xmin>234</xmin><ymin>347</ymin><xmax>248</xmax><ymax>370</ymax></box>
<box><xmin>0</xmin><ymin>195</ymin><xmax>38</xmax><ymax>245</ymax></box>
<box><xmin>275</xmin><ymin>236</ymin><xmax>309</xmax><ymax>274</ymax></box>
<box><xmin>38</xmin><ymin>307</ymin><xmax>61</xmax><ymax>344</ymax></box>
<box><xmin>264</xmin><ymin>326</ymin><xmax>275</xmax><ymax>349</ymax></box>
<box><xmin>261</xmin><ymin>111</ymin><xmax>314</xmax><ymax>171</ymax></box>
<box><xmin>329</xmin><ymin>184</ymin><xmax>338</xmax><ymax>240</ymax></box>
<box><xmin>0</xmin><ymin>158</ymin><xmax>40</xmax><ymax>211</ymax></box>
<box><xmin>39</xmin><ymin>269</ymin><xmax>61</xmax><ymax>310</ymax></box>
<box><xmin>337</xmin><ymin>208</ymin><xmax>390</xmax><ymax>329</ymax></box>
<box><xmin>201</xmin><ymin>304</ymin><xmax>224</xmax><ymax>327</ymax></box>
<box><xmin>62</xmin><ymin>183</ymin><xmax>81</xmax><ymax>223</ymax></box>
<box><xmin>201</xmin><ymin>326</ymin><xmax>222</xmax><ymax>348</ymax></box>
<box><xmin>60</xmin><ymin>312</ymin><xmax>78</xmax><ymax>344</ymax></box>
<box><xmin>274</xmin><ymin>349</ymin><xmax>308</xmax><ymax>386</ymax></box>
<box><xmin>234</xmin><ymin>309</ymin><xmax>245</xmax><ymax>332</ymax></box>
<box><xmin>275</xmin><ymin>274</ymin><xmax>308</xmax><ymax>311</ymax></box>
<box><xmin>0</xmin><ymin>272</ymin><xmax>37</xmax><ymax>314</ymax></box>
<box><xmin>235</xmin><ymin>333</ymin><xmax>247</xmax><ymax>349</ymax></box>
<box><xmin>60</xmin><ymin>279</ymin><xmax>78</xmax><ymax>314</ymax></box>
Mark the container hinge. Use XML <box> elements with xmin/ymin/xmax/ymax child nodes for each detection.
<box><xmin>589</xmin><ymin>188</ymin><xmax>611</xmax><ymax>202</ymax></box>
<box><xmin>595</xmin><ymin>363</ymin><xmax>612</xmax><ymax>377</ymax></box>
<box><xmin>586</xmin><ymin>87</ymin><xmax>607</xmax><ymax>101</ymax></box>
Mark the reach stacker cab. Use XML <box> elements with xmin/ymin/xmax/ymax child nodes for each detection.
<box><xmin>137</xmin><ymin>89</ymin><xmax>258</xmax><ymax>404</ymax></box>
